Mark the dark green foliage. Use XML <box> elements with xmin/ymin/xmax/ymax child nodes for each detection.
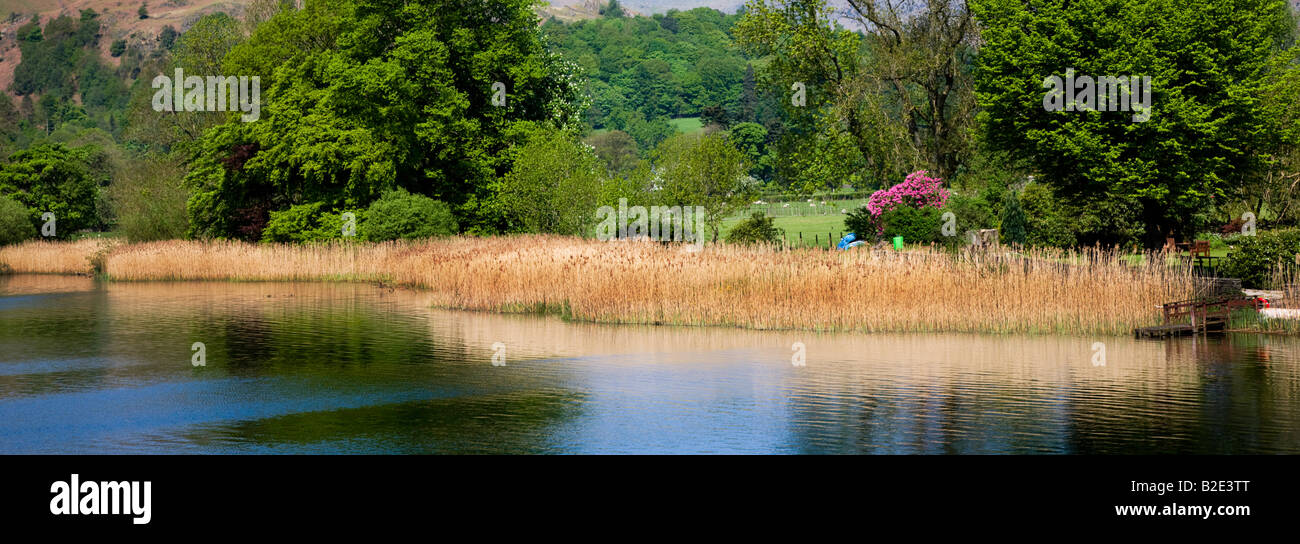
<box><xmin>1221</xmin><ymin>229</ymin><xmax>1300</xmax><ymax>289</ymax></box>
<box><xmin>601</xmin><ymin>1</ymin><xmax>625</xmax><ymax>18</ymax></box>
<box><xmin>159</xmin><ymin>26</ymin><xmax>178</xmax><ymax>49</ymax></box>
<box><xmin>0</xmin><ymin>142</ymin><xmax>105</xmax><ymax>238</ymax></box>
<box><xmin>7</xmin><ymin>12</ymin><xmax>127</xmax><ymax>136</ymax></box>
<box><xmin>843</xmin><ymin>206</ymin><xmax>876</xmax><ymax>240</ymax></box>
<box><xmin>546</xmin><ymin>7</ymin><xmax>756</xmax><ymax>144</ymax></box>
<box><xmin>1019</xmin><ymin>183</ymin><xmax>1076</xmax><ymax>248</ymax></box>
<box><xmin>1000</xmin><ymin>191</ymin><xmax>1027</xmax><ymax>246</ymax></box>
<box><xmin>364</xmin><ymin>189</ymin><xmax>457</xmax><ymax>242</ymax></box>
<box><xmin>0</xmin><ymin>195</ymin><xmax>36</xmax><ymax>246</ymax></box>
<box><xmin>726</xmin><ymin>211</ymin><xmax>782</xmax><ymax>245</ymax></box>
<box><xmin>138</xmin><ymin>4</ymin><xmax>149</xmax><ymax>20</ymax></box>
<box><xmin>973</xmin><ymin>0</ymin><xmax>1294</xmax><ymax>246</ymax></box>
<box><xmin>729</xmin><ymin>122</ymin><xmax>773</xmax><ymax>181</ymax></box>
<box><xmin>881</xmin><ymin>205</ymin><xmax>944</xmax><ymax>245</ymax></box>
<box><xmin>110</xmin><ymin>39</ymin><xmax>126</xmax><ymax>57</ymax></box>
<box><xmin>944</xmin><ymin>192</ymin><xmax>997</xmax><ymax>237</ymax></box>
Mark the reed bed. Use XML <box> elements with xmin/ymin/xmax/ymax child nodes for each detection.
<box><xmin>2</xmin><ymin>236</ymin><xmax>1194</xmax><ymax>335</ymax></box>
<box><xmin>0</xmin><ymin>239</ymin><xmax>115</xmax><ymax>275</ymax></box>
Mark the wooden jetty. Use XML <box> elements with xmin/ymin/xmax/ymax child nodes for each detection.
<box><xmin>1134</xmin><ymin>296</ymin><xmax>1262</xmax><ymax>338</ymax></box>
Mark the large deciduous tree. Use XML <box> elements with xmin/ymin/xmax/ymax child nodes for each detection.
<box><xmin>184</xmin><ymin>0</ymin><xmax>585</xmax><ymax>240</ymax></box>
<box><xmin>972</xmin><ymin>0</ymin><xmax>1296</xmax><ymax>247</ymax></box>
<box><xmin>735</xmin><ymin>0</ymin><xmax>977</xmax><ymax>189</ymax></box>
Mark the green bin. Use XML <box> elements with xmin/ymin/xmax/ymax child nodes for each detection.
<box><xmin>892</xmin><ymin>236</ymin><xmax>904</xmax><ymax>250</ymax></box>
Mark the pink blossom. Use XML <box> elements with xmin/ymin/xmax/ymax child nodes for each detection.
<box><xmin>863</xmin><ymin>170</ymin><xmax>949</xmax><ymax>234</ymax></box>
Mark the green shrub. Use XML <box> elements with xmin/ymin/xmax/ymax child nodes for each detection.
<box><xmin>1220</xmin><ymin>229</ymin><xmax>1300</xmax><ymax>289</ymax></box>
<box><xmin>843</xmin><ymin>206</ymin><xmax>877</xmax><ymax>240</ymax></box>
<box><xmin>0</xmin><ymin>195</ymin><xmax>35</xmax><ymax>245</ymax></box>
<box><xmin>1019</xmin><ymin>182</ymin><xmax>1076</xmax><ymax>248</ymax></box>
<box><xmin>1000</xmin><ymin>191</ymin><xmax>1027</xmax><ymax>246</ymax></box>
<box><xmin>944</xmin><ymin>192</ymin><xmax>996</xmax><ymax>238</ymax></box>
<box><xmin>110</xmin><ymin>39</ymin><xmax>126</xmax><ymax>57</ymax></box>
<box><xmin>263</xmin><ymin>202</ymin><xmax>365</xmax><ymax>243</ymax></box>
<box><xmin>881</xmin><ymin>205</ymin><xmax>943</xmax><ymax>244</ymax></box>
<box><xmin>726</xmin><ymin>212</ymin><xmax>782</xmax><ymax>245</ymax></box>
<box><xmin>364</xmin><ymin>188</ymin><xmax>457</xmax><ymax>242</ymax></box>
<box><xmin>106</xmin><ymin>156</ymin><xmax>189</xmax><ymax>242</ymax></box>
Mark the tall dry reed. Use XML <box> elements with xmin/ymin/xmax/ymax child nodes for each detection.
<box><xmin>0</xmin><ymin>239</ymin><xmax>114</xmax><ymax>275</ymax></box>
<box><xmin>3</xmin><ymin>237</ymin><xmax>1193</xmax><ymax>335</ymax></box>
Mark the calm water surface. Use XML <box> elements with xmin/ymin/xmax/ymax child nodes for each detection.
<box><xmin>2</xmin><ymin>274</ymin><xmax>1298</xmax><ymax>454</ymax></box>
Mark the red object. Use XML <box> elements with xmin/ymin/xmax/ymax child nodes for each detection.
<box><xmin>1257</xmin><ymin>297</ymin><xmax>1270</xmax><ymax>309</ymax></box>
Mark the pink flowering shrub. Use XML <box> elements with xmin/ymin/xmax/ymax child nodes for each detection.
<box><xmin>862</xmin><ymin>170</ymin><xmax>949</xmax><ymax>235</ymax></box>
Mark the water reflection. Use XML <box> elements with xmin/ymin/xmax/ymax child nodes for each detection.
<box><xmin>1</xmin><ymin>275</ymin><xmax>1298</xmax><ymax>454</ymax></box>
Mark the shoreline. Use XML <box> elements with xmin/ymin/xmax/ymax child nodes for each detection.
<box><xmin>1</xmin><ymin>236</ymin><xmax>1200</xmax><ymax>335</ymax></box>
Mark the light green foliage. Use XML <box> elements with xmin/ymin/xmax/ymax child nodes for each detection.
<box><xmin>107</xmin><ymin>156</ymin><xmax>189</xmax><ymax>242</ymax></box>
<box><xmin>546</xmin><ymin>7</ymin><xmax>759</xmax><ymax>145</ymax></box>
<box><xmin>364</xmin><ymin>188</ymin><xmax>457</xmax><ymax>241</ymax></box>
<box><xmin>185</xmin><ymin>0</ymin><xmax>586</xmax><ymax>239</ymax></box>
<box><xmin>263</xmin><ymin>202</ymin><xmax>364</xmax><ymax>243</ymax></box>
<box><xmin>736</xmin><ymin>0</ymin><xmax>977</xmax><ymax>187</ymax></box>
<box><xmin>1220</xmin><ymin>228</ymin><xmax>1300</xmax><ymax>288</ymax></box>
<box><xmin>654</xmin><ymin>132</ymin><xmax>753</xmax><ymax>242</ymax></box>
<box><xmin>0</xmin><ymin>195</ymin><xmax>36</xmax><ymax>245</ymax></box>
<box><xmin>497</xmin><ymin>128</ymin><xmax>607</xmax><ymax>236</ymax></box>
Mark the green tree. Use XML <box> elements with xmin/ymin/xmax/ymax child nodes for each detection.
<box><xmin>736</xmin><ymin>0</ymin><xmax>978</xmax><ymax>184</ymax></box>
<box><xmin>106</xmin><ymin>156</ymin><xmax>190</xmax><ymax>242</ymax></box>
<box><xmin>0</xmin><ymin>143</ymin><xmax>104</xmax><ymax>238</ymax></box>
<box><xmin>584</xmin><ymin>129</ymin><xmax>640</xmax><ymax>175</ymax></box>
<box><xmin>185</xmin><ymin>0</ymin><xmax>585</xmax><ymax>239</ymax></box>
<box><xmin>654</xmin><ymin>132</ymin><xmax>754</xmax><ymax>242</ymax></box>
<box><xmin>972</xmin><ymin>0</ymin><xmax>1296</xmax><ymax>247</ymax></box>
<box><xmin>497</xmin><ymin>128</ymin><xmax>607</xmax><ymax>236</ymax></box>
<box><xmin>1000</xmin><ymin>190</ymin><xmax>1027</xmax><ymax>247</ymax></box>
<box><xmin>0</xmin><ymin>195</ymin><xmax>36</xmax><ymax>245</ymax></box>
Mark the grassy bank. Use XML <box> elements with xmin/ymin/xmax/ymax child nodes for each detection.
<box><xmin>0</xmin><ymin>237</ymin><xmax>1193</xmax><ymax>335</ymax></box>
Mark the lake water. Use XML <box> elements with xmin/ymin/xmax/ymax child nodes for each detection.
<box><xmin>1</xmin><ymin>274</ymin><xmax>1298</xmax><ymax>454</ymax></box>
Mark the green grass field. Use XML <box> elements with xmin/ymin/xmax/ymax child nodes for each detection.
<box><xmin>668</xmin><ymin>117</ymin><xmax>704</xmax><ymax>134</ymax></box>
<box><xmin>718</xmin><ymin>213</ymin><xmax>853</xmax><ymax>248</ymax></box>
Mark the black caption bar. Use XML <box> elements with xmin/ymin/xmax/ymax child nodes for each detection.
<box><xmin>1</xmin><ymin>455</ymin><xmax>1291</xmax><ymax>534</ymax></box>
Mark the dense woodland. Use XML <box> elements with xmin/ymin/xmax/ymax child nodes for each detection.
<box><xmin>0</xmin><ymin>0</ymin><xmax>1298</xmax><ymax>261</ymax></box>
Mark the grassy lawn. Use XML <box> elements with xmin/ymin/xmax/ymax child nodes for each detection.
<box><xmin>669</xmin><ymin>117</ymin><xmax>704</xmax><ymax>134</ymax></box>
<box><xmin>718</xmin><ymin>213</ymin><xmax>852</xmax><ymax>248</ymax></box>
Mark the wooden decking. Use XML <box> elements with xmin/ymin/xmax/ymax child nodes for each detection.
<box><xmin>1134</xmin><ymin>296</ymin><xmax>1261</xmax><ymax>338</ymax></box>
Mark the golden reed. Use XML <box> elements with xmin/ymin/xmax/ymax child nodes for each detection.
<box><xmin>1</xmin><ymin>237</ymin><xmax>1192</xmax><ymax>335</ymax></box>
